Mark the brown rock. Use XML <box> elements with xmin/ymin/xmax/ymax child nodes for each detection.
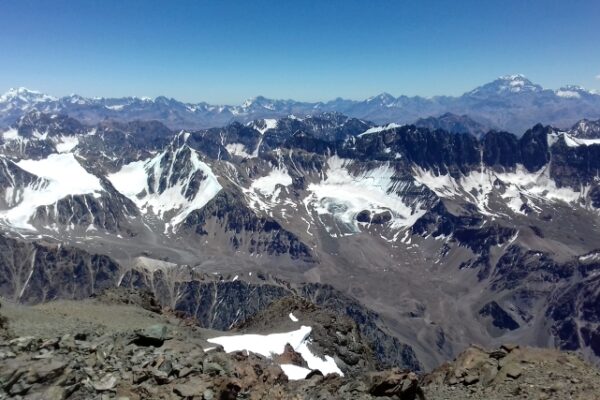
<box><xmin>273</xmin><ymin>343</ymin><xmax>308</xmax><ymax>368</ymax></box>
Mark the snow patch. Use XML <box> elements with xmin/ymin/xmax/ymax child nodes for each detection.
<box><xmin>304</xmin><ymin>156</ymin><xmax>425</xmax><ymax>234</ymax></box>
<box><xmin>252</xmin><ymin>119</ymin><xmax>278</xmax><ymax>134</ymax></box>
<box><xmin>560</xmin><ymin>132</ymin><xmax>600</xmax><ymax>147</ymax></box>
<box><xmin>0</xmin><ymin>153</ymin><xmax>103</xmax><ymax>230</ymax></box>
<box><xmin>55</xmin><ymin>136</ymin><xmax>79</xmax><ymax>153</ymax></box>
<box><xmin>556</xmin><ymin>90</ymin><xmax>581</xmax><ymax>99</ymax></box>
<box><xmin>207</xmin><ymin>325</ymin><xmax>343</xmax><ymax>380</ymax></box>
<box><xmin>2</xmin><ymin>128</ymin><xmax>21</xmax><ymax>141</ymax></box>
<box><xmin>251</xmin><ymin>167</ymin><xmax>292</xmax><ymax>197</ymax></box>
<box><xmin>280</xmin><ymin>364</ymin><xmax>311</xmax><ymax>380</ymax></box>
<box><xmin>225</xmin><ymin>143</ymin><xmax>253</xmax><ymax>158</ymax></box>
<box><xmin>358</xmin><ymin>123</ymin><xmax>401</xmax><ymax>137</ymax></box>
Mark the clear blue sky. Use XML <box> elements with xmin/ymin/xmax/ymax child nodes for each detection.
<box><xmin>1</xmin><ymin>0</ymin><xmax>599</xmax><ymax>104</ymax></box>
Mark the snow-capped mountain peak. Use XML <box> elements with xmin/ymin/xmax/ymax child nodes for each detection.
<box><xmin>241</xmin><ymin>95</ymin><xmax>279</xmax><ymax>111</ymax></box>
<box><xmin>0</xmin><ymin>87</ymin><xmax>56</xmax><ymax>104</ymax></box>
<box><xmin>366</xmin><ymin>92</ymin><xmax>396</xmax><ymax>105</ymax></box>
<box><xmin>555</xmin><ymin>85</ymin><xmax>593</xmax><ymax>99</ymax></box>
<box><xmin>468</xmin><ymin>74</ymin><xmax>543</xmax><ymax>95</ymax></box>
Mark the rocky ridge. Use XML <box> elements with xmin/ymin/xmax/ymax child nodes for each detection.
<box><xmin>2</xmin><ymin>294</ymin><xmax>600</xmax><ymax>399</ymax></box>
<box><xmin>0</xmin><ymin>294</ymin><xmax>426</xmax><ymax>400</ymax></box>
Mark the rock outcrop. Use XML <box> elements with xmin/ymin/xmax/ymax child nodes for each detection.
<box><xmin>422</xmin><ymin>344</ymin><xmax>600</xmax><ymax>399</ymax></box>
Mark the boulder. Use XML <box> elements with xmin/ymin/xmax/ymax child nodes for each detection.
<box><xmin>133</xmin><ymin>324</ymin><xmax>172</xmax><ymax>347</ymax></box>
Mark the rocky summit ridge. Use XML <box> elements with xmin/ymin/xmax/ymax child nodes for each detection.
<box><xmin>1</xmin><ymin>292</ymin><xmax>600</xmax><ymax>400</ymax></box>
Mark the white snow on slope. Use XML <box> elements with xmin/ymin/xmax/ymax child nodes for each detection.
<box><xmin>413</xmin><ymin>164</ymin><xmax>588</xmax><ymax>215</ymax></box>
<box><xmin>251</xmin><ymin>119</ymin><xmax>278</xmax><ymax>134</ymax></box>
<box><xmin>55</xmin><ymin>136</ymin><xmax>79</xmax><ymax>153</ymax></box>
<box><xmin>207</xmin><ymin>326</ymin><xmax>343</xmax><ymax>380</ymax></box>
<box><xmin>548</xmin><ymin>131</ymin><xmax>600</xmax><ymax>147</ymax></box>
<box><xmin>2</xmin><ymin>128</ymin><xmax>20</xmax><ymax>141</ymax></box>
<box><xmin>304</xmin><ymin>156</ymin><xmax>425</xmax><ymax>233</ymax></box>
<box><xmin>108</xmin><ymin>146</ymin><xmax>222</xmax><ymax>231</ymax></box>
<box><xmin>563</xmin><ymin>134</ymin><xmax>600</xmax><ymax>147</ymax></box>
<box><xmin>242</xmin><ymin>164</ymin><xmax>294</xmax><ymax>214</ymax></box>
<box><xmin>579</xmin><ymin>252</ymin><xmax>600</xmax><ymax>262</ymax></box>
<box><xmin>556</xmin><ymin>90</ymin><xmax>581</xmax><ymax>99</ymax></box>
<box><xmin>358</xmin><ymin>123</ymin><xmax>402</xmax><ymax>137</ymax></box>
<box><xmin>0</xmin><ymin>153</ymin><xmax>103</xmax><ymax>230</ymax></box>
<box><xmin>251</xmin><ymin>167</ymin><xmax>293</xmax><ymax>197</ymax></box>
<box><xmin>280</xmin><ymin>364</ymin><xmax>312</xmax><ymax>380</ymax></box>
<box><xmin>225</xmin><ymin>143</ymin><xmax>253</xmax><ymax>158</ymax></box>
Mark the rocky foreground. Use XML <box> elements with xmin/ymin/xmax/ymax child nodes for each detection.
<box><xmin>1</xmin><ymin>292</ymin><xmax>599</xmax><ymax>400</ymax></box>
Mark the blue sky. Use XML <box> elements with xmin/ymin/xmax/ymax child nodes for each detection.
<box><xmin>1</xmin><ymin>0</ymin><xmax>599</xmax><ymax>103</ymax></box>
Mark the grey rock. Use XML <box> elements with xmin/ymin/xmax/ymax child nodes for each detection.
<box><xmin>504</xmin><ymin>364</ymin><xmax>522</xmax><ymax>379</ymax></box>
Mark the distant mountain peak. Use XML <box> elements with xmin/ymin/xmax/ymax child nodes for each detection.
<box><xmin>0</xmin><ymin>87</ymin><xmax>56</xmax><ymax>103</ymax></box>
<box><xmin>468</xmin><ymin>74</ymin><xmax>543</xmax><ymax>96</ymax></box>
<box><xmin>241</xmin><ymin>95</ymin><xmax>273</xmax><ymax>109</ymax></box>
<box><xmin>366</xmin><ymin>92</ymin><xmax>396</xmax><ymax>105</ymax></box>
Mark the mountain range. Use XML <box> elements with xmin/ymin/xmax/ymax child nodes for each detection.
<box><xmin>0</xmin><ymin>109</ymin><xmax>599</xmax><ymax>373</ymax></box>
<box><xmin>2</xmin><ymin>74</ymin><xmax>600</xmax><ymax>134</ymax></box>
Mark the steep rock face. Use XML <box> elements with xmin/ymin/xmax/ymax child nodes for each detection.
<box><xmin>299</xmin><ymin>283</ymin><xmax>422</xmax><ymax>371</ymax></box>
<box><xmin>481</xmin><ymin>130</ymin><xmax>520</xmax><ymax>169</ymax></box>
<box><xmin>546</xmin><ymin>273</ymin><xmax>600</xmax><ymax>356</ymax></box>
<box><xmin>549</xmin><ymin>137</ymin><xmax>600</xmax><ymax>187</ymax></box>
<box><xmin>517</xmin><ymin>124</ymin><xmax>551</xmax><ymax>172</ymax></box>
<box><xmin>478</xmin><ymin>301</ymin><xmax>520</xmax><ymax>332</ymax></box>
<box><xmin>350</xmin><ymin>125</ymin><xmax>481</xmax><ymax>175</ymax></box>
<box><xmin>182</xmin><ymin>190</ymin><xmax>312</xmax><ymax>260</ymax></box>
<box><xmin>31</xmin><ymin>191</ymin><xmax>138</xmax><ymax>234</ymax></box>
<box><xmin>9</xmin><ymin>111</ymin><xmax>88</xmax><ymax>138</ymax></box>
<box><xmin>77</xmin><ymin>119</ymin><xmax>175</xmax><ymax>168</ymax></box>
<box><xmin>0</xmin><ymin>235</ymin><xmax>120</xmax><ymax>303</ymax></box>
<box><xmin>489</xmin><ymin>246</ymin><xmax>574</xmax><ymax>291</ymax></box>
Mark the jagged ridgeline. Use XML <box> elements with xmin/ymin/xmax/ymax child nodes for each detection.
<box><xmin>0</xmin><ymin>109</ymin><xmax>599</xmax><ymax>374</ymax></box>
<box><xmin>2</xmin><ymin>75</ymin><xmax>600</xmax><ymax>133</ymax></box>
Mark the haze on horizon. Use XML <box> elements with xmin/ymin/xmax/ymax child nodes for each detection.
<box><xmin>1</xmin><ymin>0</ymin><xmax>599</xmax><ymax>104</ymax></box>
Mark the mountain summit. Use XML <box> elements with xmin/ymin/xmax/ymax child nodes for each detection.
<box><xmin>467</xmin><ymin>74</ymin><xmax>543</xmax><ymax>96</ymax></box>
